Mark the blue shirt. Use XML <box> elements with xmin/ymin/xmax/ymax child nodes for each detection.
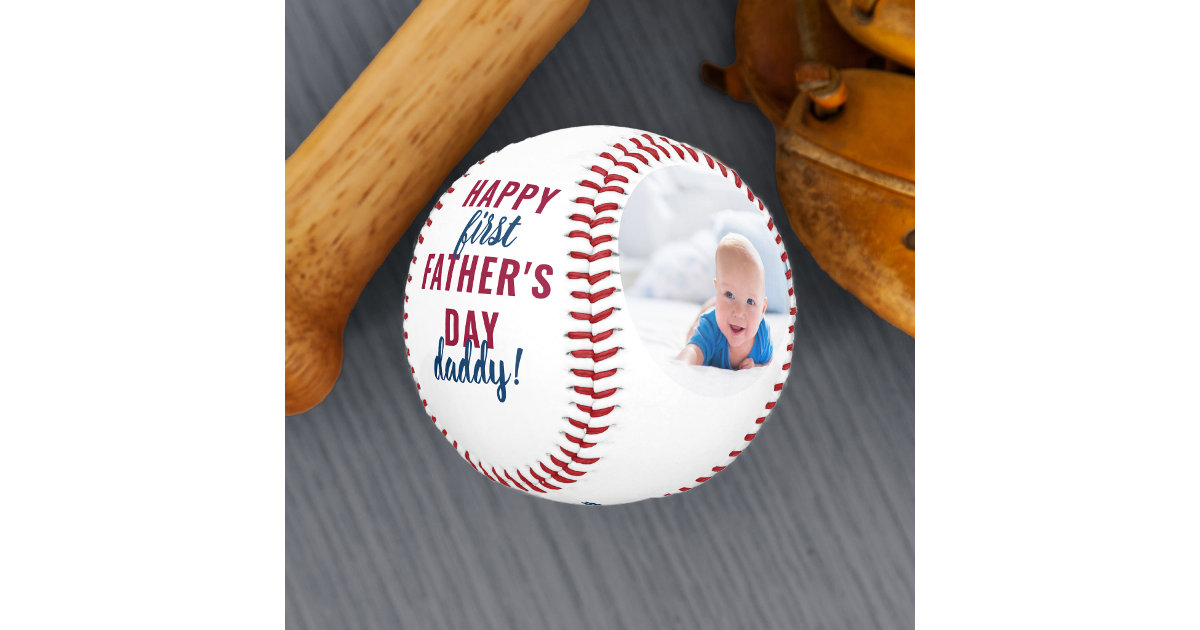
<box><xmin>688</xmin><ymin>309</ymin><xmax>772</xmax><ymax>370</ymax></box>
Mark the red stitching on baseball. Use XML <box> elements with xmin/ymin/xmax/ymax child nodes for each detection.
<box><xmin>569</xmin><ymin>307</ymin><xmax>616</xmax><ymax>323</ymax></box>
<box><xmin>491</xmin><ymin>158</ymin><xmax>621</xmax><ymax>493</ymax></box>
<box><xmin>580</xmin><ymin>180</ymin><xmax>625</xmax><ymax>194</ymax></box>
<box><xmin>565</xmin><ymin>433</ymin><xmax>597</xmax><ymax>448</ymax></box>
<box><xmin>569</xmin><ymin>250</ymin><xmax>613</xmax><ymax>263</ymax></box>
<box><xmin>560</xmin><ymin>449</ymin><xmax>599</xmax><ymax>465</ymax></box>
<box><xmin>566</xmin><ymin>214</ymin><xmax>614</xmax><ymax>229</ymax></box>
<box><xmin>654</xmin><ymin>135</ymin><xmax>686</xmax><ymax>159</ymax></box>
<box><xmin>599</xmin><ymin>152</ymin><xmax>639</xmax><ymax>173</ymax></box>
<box><xmin>615</xmin><ymin>142</ymin><xmax>651</xmax><ymax>165</ymax></box>
<box><xmin>541</xmin><ymin>462</ymin><xmax>575</xmax><ymax>484</ymax></box>
<box><xmin>571</xmin><ymin>367</ymin><xmax>617</xmax><ymax>380</ymax></box>
<box><xmin>574</xmin><ymin>403</ymin><xmax>614</xmax><ymax>419</ymax></box>
<box><xmin>525</xmin><ymin>467</ymin><xmax>559</xmax><ymax>491</ymax></box>
<box><xmin>629</xmin><ymin>137</ymin><xmax>659</xmax><ymax>160</ymax></box>
<box><xmin>504</xmin><ymin>470</ymin><xmax>529</xmax><ymax>492</ymax></box>
<box><xmin>572</xmin><ymin>386</ymin><xmax>617</xmax><ymax>399</ymax></box>
<box><xmin>567</xmin><ymin>329</ymin><xmax>615</xmax><ymax>343</ymax></box>
<box><xmin>566</xmin><ymin>270</ymin><xmax>613</xmax><ymax>285</ymax></box>
<box><xmin>569</xmin><ymin>214</ymin><xmax>615</xmax><ymax>229</ymax></box>
<box><xmin>491</xmin><ymin>468</ymin><xmax>511</xmax><ymax>487</ymax></box>
<box><xmin>570</xmin><ymin>347</ymin><xmax>619</xmax><ymax>362</ymax></box>
<box><xmin>568</xmin><ymin>418</ymin><xmax>612</xmax><ymax>433</ymax></box>
<box><xmin>549</xmin><ymin>454</ymin><xmax>585</xmax><ymax>474</ymax></box>
<box><xmin>569</xmin><ymin>287</ymin><xmax>616</xmax><ymax>303</ymax></box>
<box><xmin>567</xmin><ymin>231</ymin><xmax>613</xmax><ymax>247</ymax></box>
<box><xmin>516</xmin><ymin>470</ymin><xmax>546</xmax><ymax>493</ymax></box>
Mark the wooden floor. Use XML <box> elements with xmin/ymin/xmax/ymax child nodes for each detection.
<box><xmin>286</xmin><ymin>1</ymin><xmax>914</xmax><ymax>628</ymax></box>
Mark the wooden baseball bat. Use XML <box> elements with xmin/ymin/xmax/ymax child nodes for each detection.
<box><xmin>286</xmin><ymin>0</ymin><xmax>590</xmax><ymax>415</ymax></box>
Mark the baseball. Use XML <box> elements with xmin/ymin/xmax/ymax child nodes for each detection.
<box><xmin>403</xmin><ymin>126</ymin><xmax>795</xmax><ymax>505</ymax></box>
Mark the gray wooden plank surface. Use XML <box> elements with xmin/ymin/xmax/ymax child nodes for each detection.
<box><xmin>286</xmin><ymin>1</ymin><xmax>914</xmax><ymax>628</ymax></box>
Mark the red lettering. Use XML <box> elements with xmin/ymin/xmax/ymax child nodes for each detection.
<box><xmin>536</xmin><ymin>187</ymin><xmax>561</xmax><ymax>214</ymax></box>
<box><xmin>533</xmin><ymin>264</ymin><xmax>553</xmax><ymax>298</ymax></box>
<box><xmin>478</xmin><ymin>181</ymin><xmax>500</xmax><ymax>207</ymax></box>
<box><xmin>494</xmin><ymin>181</ymin><xmax>520</xmax><ymax>207</ymax></box>
<box><xmin>463</xmin><ymin>310</ymin><xmax>480</xmax><ymax>348</ymax></box>
<box><xmin>428</xmin><ymin>253</ymin><xmax>444</xmax><ymax>290</ymax></box>
<box><xmin>479</xmin><ymin>256</ymin><xmax>497</xmax><ymax>295</ymax></box>
<box><xmin>421</xmin><ymin>253</ymin><xmax>435</xmax><ymax>289</ymax></box>
<box><xmin>463</xmin><ymin>179</ymin><xmax>487</xmax><ymax>207</ymax></box>
<box><xmin>513</xmin><ymin>184</ymin><xmax>538</xmax><ymax>210</ymax></box>
<box><xmin>443</xmin><ymin>253</ymin><xmax>457</xmax><ymax>290</ymax></box>
<box><xmin>481</xmin><ymin>311</ymin><xmax>498</xmax><ymax>349</ymax></box>
<box><xmin>456</xmin><ymin>255</ymin><xmax>477</xmax><ymax>293</ymax></box>
<box><xmin>497</xmin><ymin>258</ymin><xmax>520</xmax><ymax>296</ymax></box>
<box><xmin>444</xmin><ymin>308</ymin><xmax>460</xmax><ymax>346</ymax></box>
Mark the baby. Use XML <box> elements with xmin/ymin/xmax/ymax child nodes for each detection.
<box><xmin>676</xmin><ymin>233</ymin><xmax>772</xmax><ymax>370</ymax></box>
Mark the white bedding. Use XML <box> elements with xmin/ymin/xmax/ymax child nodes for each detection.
<box><xmin>623</xmin><ymin>296</ymin><xmax>791</xmax><ymax>397</ymax></box>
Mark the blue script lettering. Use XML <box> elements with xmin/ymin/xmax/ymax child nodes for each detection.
<box><xmin>432</xmin><ymin>337</ymin><xmax>523</xmax><ymax>402</ymax></box>
<box><xmin>452</xmin><ymin>210</ymin><xmax>522</xmax><ymax>259</ymax></box>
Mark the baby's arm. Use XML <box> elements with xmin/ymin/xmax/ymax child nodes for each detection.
<box><xmin>684</xmin><ymin>296</ymin><xmax>718</xmax><ymax>343</ymax></box>
<box><xmin>676</xmin><ymin>343</ymin><xmax>704</xmax><ymax>365</ymax></box>
<box><xmin>738</xmin><ymin>357</ymin><xmax>757</xmax><ymax>370</ymax></box>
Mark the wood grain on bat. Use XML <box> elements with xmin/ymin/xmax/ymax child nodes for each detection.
<box><xmin>286</xmin><ymin>0</ymin><xmax>590</xmax><ymax>415</ymax></box>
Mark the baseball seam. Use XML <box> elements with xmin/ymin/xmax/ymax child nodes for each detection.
<box><xmin>404</xmin><ymin>158</ymin><xmax>610</xmax><ymax>496</ymax></box>
<box><xmin>593</xmin><ymin>133</ymin><xmax>795</xmax><ymax>496</ymax></box>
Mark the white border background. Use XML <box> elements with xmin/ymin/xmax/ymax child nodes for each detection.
<box><xmin>1</xmin><ymin>2</ymin><xmax>282</xmax><ymax>628</ymax></box>
<box><xmin>1</xmin><ymin>1</ymin><xmax>1197</xmax><ymax>628</ymax></box>
<box><xmin>920</xmin><ymin>2</ymin><xmax>1200</xmax><ymax>627</ymax></box>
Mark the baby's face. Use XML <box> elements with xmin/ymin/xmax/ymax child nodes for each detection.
<box><xmin>713</xmin><ymin>256</ymin><xmax>767</xmax><ymax>354</ymax></box>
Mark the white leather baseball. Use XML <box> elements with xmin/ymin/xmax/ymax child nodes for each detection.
<box><xmin>403</xmin><ymin>126</ymin><xmax>795</xmax><ymax>505</ymax></box>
